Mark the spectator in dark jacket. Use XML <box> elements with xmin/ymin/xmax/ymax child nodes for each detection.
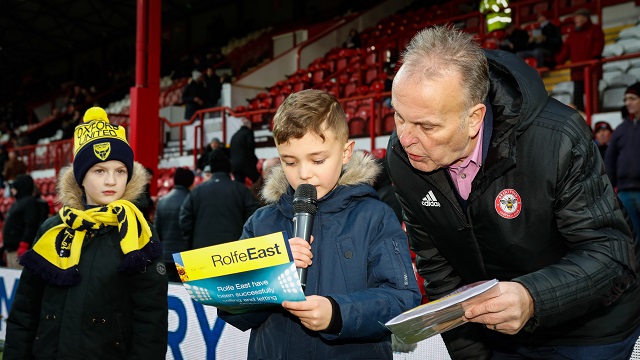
<box><xmin>204</xmin><ymin>67</ymin><xmax>222</xmax><ymax>107</ymax></box>
<box><xmin>195</xmin><ymin>137</ymin><xmax>222</xmax><ymax>173</ymax></box>
<box><xmin>154</xmin><ymin>167</ymin><xmax>195</xmax><ymax>282</ymax></box>
<box><xmin>230</xmin><ymin>118</ymin><xmax>260</xmax><ymax>184</ymax></box>
<box><xmin>593</xmin><ymin>120</ymin><xmax>613</xmax><ymax>159</ymax></box>
<box><xmin>0</xmin><ymin>146</ymin><xmax>8</xmax><ymax>188</ymax></box>
<box><xmin>3</xmin><ymin>150</ymin><xmax>27</xmax><ymax>197</ymax></box>
<box><xmin>605</xmin><ymin>82</ymin><xmax>640</xmax><ymax>236</ymax></box>
<box><xmin>180</xmin><ymin>149</ymin><xmax>259</xmax><ymax>249</ymax></box>
<box><xmin>500</xmin><ymin>23</ymin><xmax>530</xmax><ymax>54</ymax></box>
<box><xmin>181</xmin><ymin>69</ymin><xmax>209</xmax><ymax>121</ymax></box>
<box><xmin>2</xmin><ymin>174</ymin><xmax>41</xmax><ymax>269</ymax></box>
<box><xmin>343</xmin><ymin>28</ymin><xmax>361</xmax><ymax>49</ymax></box>
<box><xmin>516</xmin><ymin>11</ymin><xmax>562</xmax><ymax>68</ymax></box>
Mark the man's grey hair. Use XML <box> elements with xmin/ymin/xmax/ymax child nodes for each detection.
<box><xmin>400</xmin><ymin>25</ymin><xmax>490</xmax><ymax>113</ymax></box>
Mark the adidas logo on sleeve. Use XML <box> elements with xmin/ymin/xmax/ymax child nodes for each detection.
<box><xmin>421</xmin><ymin>190</ymin><xmax>441</xmax><ymax>207</ymax></box>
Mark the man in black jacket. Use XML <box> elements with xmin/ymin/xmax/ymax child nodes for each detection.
<box><xmin>179</xmin><ymin>149</ymin><xmax>259</xmax><ymax>249</ymax></box>
<box><xmin>516</xmin><ymin>11</ymin><xmax>562</xmax><ymax>68</ymax></box>
<box><xmin>154</xmin><ymin>167</ymin><xmax>194</xmax><ymax>282</ymax></box>
<box><xmin>181</xmin><ymin>69</ymin><xmax>209</xmax><ymax>121</ymax></box>
<box><xmin>387</xmin><ymin>26</ymin><xmax>640</xmax><ymax>359</ymax></box>
<box><xmin>2</xmin><ymin>174</ymin><xmax>42</xmax><ymax>268</ymax></box>
<box><xmin>229</xmin><ymin>118</ymin><xmax>260</xmax><ymax>184</ymax></box>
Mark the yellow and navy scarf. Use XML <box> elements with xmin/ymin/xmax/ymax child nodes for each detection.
<box><xmin>20</xmin><ymin>199</ymin><xmax>162</xmax><ymax>286</ymax></box>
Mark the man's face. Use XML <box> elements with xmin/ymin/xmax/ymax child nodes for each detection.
<box><xmin>574</xmin><ymin>14</ymin><xmax>588</xmax><ymax>28</ymax></box>
<box><xmin>391</xmin><ymin>69</ymin><xmax>484</xmax><ymax>172</ymax></box>
<box><xmin>625</xmin><ymin>93</ymin><xmax>640</xmax><ymax>118</ymax></box>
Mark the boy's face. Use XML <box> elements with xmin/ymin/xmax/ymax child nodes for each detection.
<box><xmin>277</xmin><ymin>130</ymin><xmax>354</xmax><ymax>200</ymax></box>
<box><xmin>82</xmin><ymin>160</ymin><xmax>128</xmax><ymax>206</ymax></box>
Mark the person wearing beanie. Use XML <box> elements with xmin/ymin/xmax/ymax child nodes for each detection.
<box><xmin>208</xmin><ymin>146</ymin><xmax>232</xmax><ymax>174</ymax></box>
<box><xmin>154</xmin><ymin>167</ymin><xmax>195</xmax><ymax>282</ymax></box>
<box><xmin>180</xmin><ymin>148</ymin><xmax>259</xmax><ymax>250</ymax></box>
<box><xmin>593</xmin><ymin>120</ymin><xmax>613</xmax><ymax>158</ymax></box>
<box><xmin>2</xmin><ymin>174</ymin><xmax>43</xmax><ymax>269</ymax></box>
<box><xmin>5</xmin><ymin>107</ymin><xmax>168</xmax><ymax>359</ymax></box>
<box><xmin>605</xmin><ymin>82</ymin><xmax>640</xmax><ymax>236</ymax></box>
<box><xmin>195</xmin><ymin>137</ymin><xmax>222</xmax><ymax>173</ymax></box>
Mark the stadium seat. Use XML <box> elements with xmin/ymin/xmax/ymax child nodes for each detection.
<box><xmin>617</xmin><ymin>25</ymin><xmax>640</xmax><ymax>42</ymax></box>
<box><xmin>602</xmin><ymin>43</ymin><xmax>624</xmax><ymax>58</ymax></box>
<box><xmin>273</xmin><ymin>94</ymin><xmax>286</xmax><ymax>109</ymax></box>
<box><xmin>383</xmin><ymin>112</ymin><xmax>396</xmax><ymax>134</ymax></box>
<box><xmin>601</xmin><ymin>75</ymin><xmax>637</xmax><ymax>111</ymax></box>
<box><xmin>603</xmin><ymin>60</ymin><xmax>630</xmax><ymax>74</ymax></box>
<box><xmin>618</xmin><ymin>38</ymin><xmax>640</xmax><ymax>54</ymax></box>
<box><xmin>348</xmin><ymin>117</ymin><xmax>367</xmax><ymax>137</ymax></box>
<box><xmin>550</xmin><ymin>81</ymin><xmax>575</xmax><ymax>103</ymax></box>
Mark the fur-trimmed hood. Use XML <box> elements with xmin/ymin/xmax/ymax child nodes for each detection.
<box><xmin>261</xmin><ymin>150</ymin><xmax>381</xmax><ymax>204</ymax></box>
<box><xmin>56</xmin><ymin>161</ymin><xmax>150</xmax><ymax>210</ymax></box>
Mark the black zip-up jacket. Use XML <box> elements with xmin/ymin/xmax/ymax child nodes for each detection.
<box><xmin>605</xmin><ymin>117</ymin><xmax>640</xmax><ymax>191</ymax></box>
<box><xmin>155</xmin><ymin>184</ymin><xmax>191</xmax><ymax>264</ymax></box>
<box><xmin>387</xmin><ymin>49</ymin><xmax>640</xmax><ymax>359</ymax></box>
<box><xmin>2</xmin><ymin>176</ymin><xmax>41</xmax><ymax>252</ymax></box>
<box><xmin>5</xmin><ymin>162</ymin><xmax>168</xmax><ymax>359</ymax></box>
<box><xmin>179</xmin><ymin>172</ymin><xmax>259</xmax><ymax>249</ymax></box>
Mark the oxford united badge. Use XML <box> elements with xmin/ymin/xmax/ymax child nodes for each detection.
<box><xmin>93</xmin><ymin>142</ymin><xmax>111</xmax><ymax>161</ymax></box>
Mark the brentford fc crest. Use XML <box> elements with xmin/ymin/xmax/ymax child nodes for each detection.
<box><xmin>495</xmin><ymin>189</ymin><xmax>522</xmax><ymax>219</ymax></box>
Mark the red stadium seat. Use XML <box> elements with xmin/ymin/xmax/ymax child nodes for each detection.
<box><xmin>348</xmin><ymin>117</ymin><xmax>367</xmax><ymax>137</ymax></box>
<box><xmin>371</xmin><ymin>148</ymin><xmax>386</xmax><ymax>159</ymax></box>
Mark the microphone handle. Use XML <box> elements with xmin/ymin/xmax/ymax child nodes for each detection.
<box><xmin>293</xmin><ymin>212</ymin><xmax>314</xmax><ymax>289</ymax></box>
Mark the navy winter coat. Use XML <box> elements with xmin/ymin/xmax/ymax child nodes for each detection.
<box><xmin>219</xmin><ymin>152</ymin><xmax>421</xmax><ymax>359</ymax></box>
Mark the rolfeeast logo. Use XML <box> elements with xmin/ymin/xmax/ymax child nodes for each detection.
<box><xmin>211</xmin><ymin>243</ymin><xmax>283</xmax><ymax>267</ymax></box>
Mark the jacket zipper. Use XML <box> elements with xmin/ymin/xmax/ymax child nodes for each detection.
<box><xmin>391</xmin><ymin>144</ymin><xmax>470</xmax><ymax>227</ymax></box>
<box><xmin>392</xmin><ymin>239</ymin><xmax>410</xmax><ymax>287</ymax></box>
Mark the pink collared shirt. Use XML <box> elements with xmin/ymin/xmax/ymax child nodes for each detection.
<box><xmin>448</xmin><ymin>122</ymin><xmax>484</xmax><ymax>200</ymax></box>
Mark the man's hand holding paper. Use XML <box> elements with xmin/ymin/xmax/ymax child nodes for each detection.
<box><xmin>463</xmin><ymin>281</ymin><xmax>535</xmax><ymax>335</ymax></box>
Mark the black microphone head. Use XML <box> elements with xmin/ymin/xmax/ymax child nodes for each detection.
<box><xmin>293</xmin><ymin>184</ymin><xmax>317</xmax><ymax>215</ymax></box>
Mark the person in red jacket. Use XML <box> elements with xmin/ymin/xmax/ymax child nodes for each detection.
<box><xmin>556</xmin><ymin>8</ymin><xmax>605</xmax><ymax>112</ymax></box>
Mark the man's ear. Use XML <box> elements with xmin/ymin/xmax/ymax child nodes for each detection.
<box><xmin>468</xmin><ymin>103</ymin><xmax>486</xmax><ymax>138</ymax></box>
<box><xmin>343</xmin><ymin>140</ymin><xmax>355</xmax><ymax>165</ymax></box>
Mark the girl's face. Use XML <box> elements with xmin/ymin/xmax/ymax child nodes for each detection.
<box><xmin>82</xmin><ymin>160</ymin><xmax>128</xmax><ymax>206</ymax></box>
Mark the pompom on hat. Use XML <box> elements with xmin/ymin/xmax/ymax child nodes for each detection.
<box><xmin>73</xmin><ymin>107</ymin><xmax>134</xmax><ymax>186</ymax></box>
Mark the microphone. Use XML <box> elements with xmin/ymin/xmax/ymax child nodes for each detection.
<box><xmin>293</xmin><ymin>184</ymin><xmax>317</xmax><ymax>289</ymax></box>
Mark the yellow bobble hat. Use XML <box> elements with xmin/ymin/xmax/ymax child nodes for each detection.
<box><xmin>73</xmin><ymin>107</ymin><xmax>134</xmax><ymax>185</ymax></box>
